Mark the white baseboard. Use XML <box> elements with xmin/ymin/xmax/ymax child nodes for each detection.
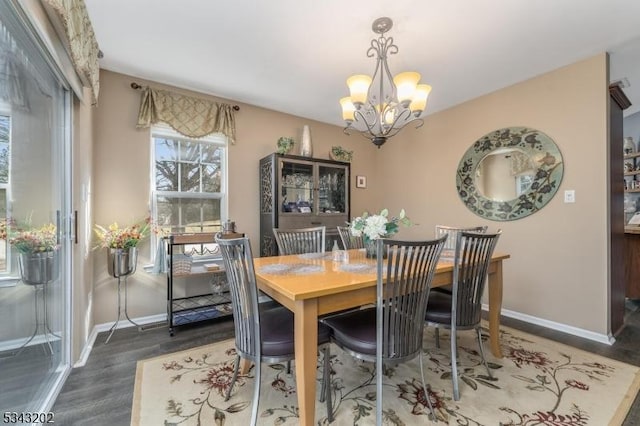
<box><xmin>0</xmin><ymin>333</ymin><xmax>61</xmax><ymax>353</ymax></box>
<box><xmin>484</xmin><ymin>304</ymin><xmax>615</xmax><ymax>345</ymax></box>
<box><xmin>73</xmin><ymin>313</ymin><xmax>168</xmax><ymax>368</ymax></box>
<box><xmin>73</xmin><ymin>327</ymin><xmax>98</xmax><ymax>368</ymax></box>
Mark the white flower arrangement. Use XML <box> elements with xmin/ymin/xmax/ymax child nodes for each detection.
<box><xmin>349</xmin><ymin>208</ymin><xmax>411</xmax><ymax>241</ymax></box>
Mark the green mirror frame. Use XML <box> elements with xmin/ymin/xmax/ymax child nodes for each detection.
<box><xmin>456</xmin><ymin>127</ymin><xmax>564</xmax><ymax>221</ymax></box>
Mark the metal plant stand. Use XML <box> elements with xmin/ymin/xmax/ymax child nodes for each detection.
<box><xmin>14</xmin><ymin>251</ymin><xmax>59</xmax><ymax>356</ymax></box>
<box><xmin>104</xmin><ymin>247</ymin><xmax>140</xmax><ymax>344</ymax></box>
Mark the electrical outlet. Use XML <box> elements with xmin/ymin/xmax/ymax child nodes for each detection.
<box><xmin>564</xmin><ymin>190</ymin><xmax>575</xmax><ymax>203</ymax></box>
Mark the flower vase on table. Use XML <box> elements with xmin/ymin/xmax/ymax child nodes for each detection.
<box><xmin>363</xmin><ymin>236</ymin><xmax>387</xmax><ymax>259</ymax></box>
<box><xmin>349</xmin><ymin>208</ymin><xmax>412</xmax><ymax>259</ymax></box>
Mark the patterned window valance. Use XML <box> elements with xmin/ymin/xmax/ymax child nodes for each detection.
<box><xmin>43</xmin><ymin>0</ymin><xmax>100</xmax><ymax>104</ymax></box>
<box><xmin>136</xmin><ymin>86</ymin><xmax>237</xmax><ymax>143</ymax></box>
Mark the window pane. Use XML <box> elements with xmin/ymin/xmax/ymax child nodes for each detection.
<box><xmin>0</xmin><ymin>115</ymin><xmax>8</xmax><ymax>185</ymax></box>
<box><xmin>155</xmin><ymin>138</ymin><xmax>178</xmax><ymax>161</ymax></box>
<box><xmin>155</xmin><ymin>138</ymin><xmax>178</xmax><ymax>191</ymax></box>
<box><xmin>0</xmin><ymin>188</ymin><xmax>5</xmax><ymax>271</ymax></box>
<box><xmin>202</xmin><ymin>164</ymin><xmax>221</xmax><ymax>192</ymax></box>
<box><xmin>0</xmin><ymin>144</ymin><xmax>8</xmax><ymax>185</ymax></box>
<box><xmin>0</xmin><ymin>115</ymin><xmax>8</xmax><ymax>140</ymax></box>
<box><xmin>155</xmin><ymin>196</ymin><xmax>221</xmax><ymax>235</ymax></box>
<box><xmin>201</xmin><ymin>143</ymin><xmax>221</xmax><ymax>164</ymax></box>
<box><xmin>179</xmin><ymin>140</ymin><xmax>199</xmax><ymax>162</ymax></box>
<box><xmin>179</xmin><ymin>163</ymin><xmax>200</xmax><ymax>192</ymax></box>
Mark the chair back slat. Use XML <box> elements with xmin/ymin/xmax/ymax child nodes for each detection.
<box><xmin>273</xmin><ymin>226</ymin><xmax>326</xmax><ymax>255</ymax></box>
<box><xmin>216</xmin><ymin>236</ymin><xmax>261</xmax><ymax>360</ymax></box>
<box><xmin>435</xmin><ymin>225</ymin><xmax>488</xmax><ymax>252</ymax></box>
<box><xmin>337</xmin><ymin>225</ymin><xmax>364</xmax><ymax>249</ymax></box>
<box><xmin>377</xmin><ymin>237</ymin><xmax>446</xmax><ymax>363</ymax></box>
<box><xmin>452</xmin><ymin>231</ymin><xmax>501</xmax><ymax>328</ymax></box>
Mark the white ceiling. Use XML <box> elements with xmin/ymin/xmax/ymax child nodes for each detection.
<box><xmin>85</xmin><ymin>0</ymin><xmax>640</xmax><ymax>124</ymax></box>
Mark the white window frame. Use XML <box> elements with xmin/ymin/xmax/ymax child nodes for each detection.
<box><xmin>0</xmin><ymin>104</ymin><xmax>14</xmax><ymax>282</ymax></box>
<box><xmin>149</xmin><ymin>124</ymin><xmax>229</xmax><ymax>262</ymax></box>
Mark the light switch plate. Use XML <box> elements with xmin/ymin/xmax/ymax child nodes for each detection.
<box><xmin>564</xmin><ymin>190</ymin><xmax>575</xmax><ymax>203</ymax></box>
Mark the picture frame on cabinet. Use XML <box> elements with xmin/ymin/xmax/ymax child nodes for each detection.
<box><xmin>356</xmin><ymin>175</ymin><xmax>367</xmax><ymax>188</ymax></box>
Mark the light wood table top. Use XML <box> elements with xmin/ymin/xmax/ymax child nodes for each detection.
<box><xmin>253</xmin><ymin>249</ymin><xmax>510</xmax><ymax>426</ymax></box>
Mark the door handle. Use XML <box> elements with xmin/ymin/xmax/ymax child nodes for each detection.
<box><xmin>73</xmin><ymin>210</ymin><xmax>78</xmax><ymax>244</ymax></box>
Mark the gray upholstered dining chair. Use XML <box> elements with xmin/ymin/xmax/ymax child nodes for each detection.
<box><xmin>216</xmin><ymin>235</ymin><xmax>333</xmax><ymax>425</ymax></box>
<box><xmin>424</xmin><ymin>230</ymin><xmax>501</xmax><ymax>401</ymax></box>
<box><xmin>322</xmin><ymin>236</ymin><xmax>447</xmax><ymax>423</ymax></box>
<box><xmin>337</xmin><ymin>225</ymin><xmax>364</xmax><ymax>249</ymax></box>
<box><xmin>273</xmin><ymin>226</ymin><xmax>326</xmax><ymax>255</ymax></box>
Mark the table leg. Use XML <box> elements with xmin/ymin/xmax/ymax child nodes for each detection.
<box><xmin>488</xmin><ymin>260</ymin><xmax>504</xmax><ymax>358</ymax></box>
<box><xmin>240</xmin><ymin>359</ymin><xmax>252</xmax><ymax>375</ymax></box>
<box><xmin>294</xmin><ymin>299</ymin><xmax>318</xmax><ymax>426</ymax></box>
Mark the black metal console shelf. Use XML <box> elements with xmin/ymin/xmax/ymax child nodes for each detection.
<box><xmin>166</xmin><ymin>233</ymin><xmax>232</xmax><ymax>336</ymax></box>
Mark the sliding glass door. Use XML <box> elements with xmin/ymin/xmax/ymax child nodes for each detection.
<box><xmin>0</xmin><ymin>1</ymin><xmax>71</xmax><ymax>416</ymax></box>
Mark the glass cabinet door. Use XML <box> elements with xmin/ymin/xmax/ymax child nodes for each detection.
<box><xmin>280</xmin><ymin>159</ymin><xmax>314</xmax><ymax>214</ymax></box>
<box><xmin>318</xmin><ymin>164</ymin><xmax>348</xmax><ymax>214</ymax></box>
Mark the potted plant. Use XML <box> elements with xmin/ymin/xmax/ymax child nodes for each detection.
<box><xmin>330</xmin><ymin>145</ymin><xmax>353</xmax><ymax>162</ymax></box>
<box><xmin>276</xmin><ymin>136</ymin><xmax>294</xmax><ymax>154</ymax></box>
<box><xmin>94</xmin><ymin>218</ymin><xmax>150</xmax><ymax>278</ymax></box>
<box><xmin>0</xmin><ymin>219</ymin><xmax>59</xmax><ymax>285</ymax></box>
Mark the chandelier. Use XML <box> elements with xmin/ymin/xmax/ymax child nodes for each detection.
<box><xmin>340</xmin><ymin>17</ymin><xmax>431</xmax><ymax>148</ymax></box>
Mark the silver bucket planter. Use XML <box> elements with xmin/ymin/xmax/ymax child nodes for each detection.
<box><xmin>107</xmin><ymin>247</ymin><xmax>138</xmax><ymax>278</ymax></box>
<box><xmin>19</xmin><ymin>251</ymin><xmax>59</xmax><ymax>285</ymax></box>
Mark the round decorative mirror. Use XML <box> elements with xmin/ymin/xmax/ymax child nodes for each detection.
<box><xmin>456</xmin><ymin>127</ymin><xmax>564</xmax><ymax>221</ymax></box>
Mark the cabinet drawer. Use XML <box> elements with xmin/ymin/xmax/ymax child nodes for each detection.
<box><xmin>278</xmin><ymin>214</ymin><xmax>347</xmax><ymax>230</ymax></box>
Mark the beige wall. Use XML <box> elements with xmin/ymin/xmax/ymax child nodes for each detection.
<box><xmin>91</xmin><ymin>70</ymin><xmax>381</xmax><ymax>325</ymax></box>
<box><xmin>88</xmin><ymin>53</ymin><xmax>611</xmax><ymax>344</ymax></box>
<box><xmin>379</xmin><ymin>53</ymin><xmax>610</xmax><ymax>335</ymax></box>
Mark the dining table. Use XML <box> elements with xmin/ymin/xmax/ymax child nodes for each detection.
<box><xmin>252</xmin><ymin>248</ymin><xmax>510</xmax><ymax>426</ymax></box>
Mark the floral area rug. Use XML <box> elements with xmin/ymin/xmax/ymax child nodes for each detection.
<box><xmin>131</xmin><ymin>325</ymin><xmax>640</xmax><ymax>425</ymax></box>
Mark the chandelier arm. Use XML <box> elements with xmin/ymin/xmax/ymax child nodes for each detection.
<box><xmin>382</xmin><ymin>108</ymin><xmax>417</xmax><ymax>138</ymax></box>
<box><xmin>384</xmin><ymin>117</ymin><xmax>425</xmax><ymax>140</ymax></box>
<box><xmin>390</xmin><ymin>107</ymin><xmax>413</xmax><ymax>128</ymax></box>
<box><xmin>352</xmin><ymin>109</ymin><xmax>377</xmax><ymax>139</ymax></box>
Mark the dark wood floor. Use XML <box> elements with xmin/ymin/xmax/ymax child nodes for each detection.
<box><xmin>51</xmin><ymin>306</ymin><xmax>640</xmax><ymax>425</ymax></box>
<box><xmin>0</xmin><ymin>341</ymin><xmax>63</xmax><ymax>414</ymax></box>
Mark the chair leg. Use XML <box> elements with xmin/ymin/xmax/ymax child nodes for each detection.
<box><xmin>287</xmin><ymin>360</ymin><xmax>291</xmax><ymax>374</ymax></box>
<box><xmin>225</xmin><ymin>355</ymin><xmax>241</xmax><ymax>401</ymax></box>
<box><xmin>476</xmin><ymin>327</ymin><xmax>492</xmax><ymax>378</ymax></box>
<box><xmin>321</xmin><ymin>345</ymin><xmax>334</xmax><ymax>423</ymax></box>
<box><xmin>250</xmin><ymin>359</ymin><xmax>261</xmax><ymax>426</ymax></box>
<box><xmin>451</xmin><ymin>327</ymin><xmax>460</xmax><ymax>401</ymax></box>
<box><xmin>434</xmin><ymin>327</ymin><xmax>440</xmax><ymax>348</ymax></box>
<box><xmin>418</xmin><ymin>350</ymin><xmax>438</xmax><ymax>422</ymax></box>
<box><xmin>320</xmin><ymin>352</ymin><xmax>326</xmax><ymax>403</ymax></box>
